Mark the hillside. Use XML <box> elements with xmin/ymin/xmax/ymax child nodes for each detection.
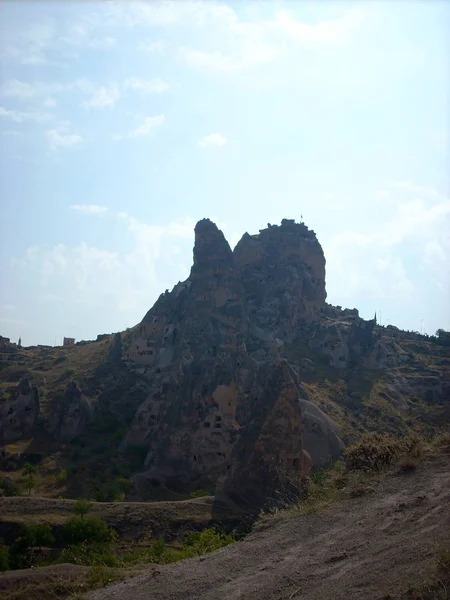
<box><xmin>1</xmin><ymin>219</ymin><xmax>449</xmax><ymax>508</ymax></box>
<box><xmin>84</xmin><ymin>450</ymin><xmax>449</xmax><ymax>600</ymax></box>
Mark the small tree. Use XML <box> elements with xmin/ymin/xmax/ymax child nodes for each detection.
<box><xmin>23</xmin><ymin>462</ymin><xmax>37</xmax><ymax>475</ymax></box>
<box><xmin>25</xmin><ymin>474</ymin><xmax>35</xmax><ymax>496</ymax></box>
<box><xmin>73</xmin><ymin>498</ymin><xmax>92</xmax><ymax>519</ymax></box>
<box><xmin>24</xmin><ymin>524</ymin><xmax>55</xmax><ymax>550</ymax></box>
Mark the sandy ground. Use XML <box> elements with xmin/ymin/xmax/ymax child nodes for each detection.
<box><xmin>87</xmin><ymin>453</ymin><xmax>450</xmax><ymax>600</ymax></box>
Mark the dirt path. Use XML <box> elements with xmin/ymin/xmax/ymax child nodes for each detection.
<box><xmin>88</xmin><ymin>454</ymin><xmax>450</xmax><ymax>600</ymax></box>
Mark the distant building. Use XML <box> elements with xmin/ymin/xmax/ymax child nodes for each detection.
<box><xmin>63</xmin><ymin>337</ymin><xmax>75</xmax><ymax>346</ymax></box>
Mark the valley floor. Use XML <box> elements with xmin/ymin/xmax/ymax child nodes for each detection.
<box><xmin>87</xmin><ymin>453</ymin><xmax>450</xmax><ymax>600</ymax></box>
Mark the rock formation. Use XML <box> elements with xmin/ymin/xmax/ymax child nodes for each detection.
<box><xmin>2</xmin><ymin>218</ymin><xmax>447</xmax><ymax>509</ymax></box>
<box><xmin>107</xmin><ymin>332</ymin><xmax>122</xmax><ymax>364</ymax></box>
<box><xmin>47</xmin><ymin>381</ymin><xmax>93</xmax><ymax>442</ymax></box>
<box><xmin>0</xmin><ymin>378</ymin><xmax>40</xmax><ymax>445</ymax></box>
<box><xmin>123</xmin><ymin>219</ymin><xmax>344</xmax><ymax>508</ymax></box>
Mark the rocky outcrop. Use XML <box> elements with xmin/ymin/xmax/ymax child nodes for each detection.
<box><xmin>123</xmin><ymin>219</ymin><xmax>344</xmax><ymax>507</ymax></box>
<box><xmin>107</xmin><ymin>332</ymin><xmax>122</xmax><ymax>364</ymax></box>
<box><xmin>0</xmin><ymin>378</ymin><xmax>40</xmax><ymax>444</ymax></box>
<box><xmin>47</xmin><ymin>381</ymin><xmax>93</xmax><ymax>442</ymax></box>
<box><xmin>234</xmin><ymin>219</ymin><xmax>326</xmax><ymax>335</ymax></box>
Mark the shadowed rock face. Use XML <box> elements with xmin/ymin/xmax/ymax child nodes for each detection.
<box><xmin>298</xmin><ymin>399</ymin><xmax>344</xmax><ymax>467</ymax></box>
<box><xmin>47</xmin><ymin>381</ymin><xmax>93</xmax><ymax>442</ymax></box>
<box><xmin>107</xmin><ymin>332</ymin><xmax>122</xmax><ymax>364</ymax></box>
<box><xmin>0</xmin><ymin>378</ymin><xmax>40</xmax><ymax>444</ymax></box>
<box><xmin>124</xmin><ymin>219</ymin><xmax>344</xmax><ymax>507</ymax></box>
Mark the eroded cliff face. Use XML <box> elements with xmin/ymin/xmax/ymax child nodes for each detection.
<box><xmin>122</xmin><ymin>219</ymin><xmax>344</xmax><ymax>507</ymax></box>
<box><xmin>3</xmin><ymin>218</ymin><xmax>446</xmax><ymax>508</ymax></box>
<box><xmin>47</xmin><ymin>381</ymin><xmax>93</xmax><ymax>442</ymax></box>
<box><xmin>0</xmin><ymin>378</ymin><xmax>40</xmax><ymax>444</ymax></box>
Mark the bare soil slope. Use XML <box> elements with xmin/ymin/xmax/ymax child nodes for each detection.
<box><xmin>88</xmin><ymin>454</ymin><xmax>450</xmax><ymax>600</ymax></box>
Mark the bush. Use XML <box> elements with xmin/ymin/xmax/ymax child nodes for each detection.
<box><xmin>182</xmin><ymin>528</ymin><xmax>234</xmax><ymax>557</ymax></box>
<box><xmin>61</xmin><ymin>516</ymin><xmax>114</xmax><ymax>546</ymax></box>
<box><xmin>0</xmin><ymin>547</ymin><xmax>10</xmax><ymax>571</ymax></box>
<box><xmin>24</xmin><ymin>474</ymin><xmax>35</xmax><ymax>496</ymax></box>
<box><xmin>310</xmin><ymin>470</ymin><xmax>327</xmax><ymax>487</ymax></box>
<box><xmin>59</xmin><ymin>543</ymin><xmax>120</xmax><ymax>567</ymax></box>
<box><xmin>73</xmin><ymin>498</ymin><xmax>92</xmax><ymax>518</ymax></box>
<box><xmin>0</xmin><ymin>478</ymin><xmax>21</xmax><ymax>496</ymax></box>
<box><xmin>21</xmin><ymin>524</ymin><xmax>55</xmax><ymax>549</ymax></box>
<box><xmin>189</xmin><ymin>489</ymin><xmax>210</xmax><ymax>499</ymax></box>
<box><xmin>56</xmin><ymin>469</ymin><xmax>68</xmax><ymax>484</ymax></box>
<box><xmin>23</xmin><ymin>462</ymin><xmax>37</xmax><ymax>475</ymax></box>
<box><xmin>93</xmin><ymin>482</ymin><xmax>121</xmax><ymax>502</ymax></box>
<box><xmin>344</xmin><ymin>433</ymin><xmax>402</xmax><ymax>473</ymax></box>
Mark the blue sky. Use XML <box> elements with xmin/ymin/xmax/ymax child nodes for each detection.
<box><xmin>1</xmin><ymin>0</ymin><xmax>449</xmax><ymax>346</ymax></box>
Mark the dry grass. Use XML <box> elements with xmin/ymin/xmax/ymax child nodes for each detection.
<box><xmin>0</xmin><ymin>564</ymin><xmax>132</xmax><ymax>600</ymax></box>
<box><xmin>403</xmin><ymin>546</ymin><xmax>450</xmax><ymax>599</ymax></box>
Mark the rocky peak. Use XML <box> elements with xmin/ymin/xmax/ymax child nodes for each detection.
<box><xmin>233</xmin><ymin>219</ymin><xmax>326</xmax><ymax>332</ymax></box>
<box><xmin>191</xmin><ymin>218</ymin><xmax>233</xmax><ymax>274</ymax></box>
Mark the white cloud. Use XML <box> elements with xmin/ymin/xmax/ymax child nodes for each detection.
<box><xmin>1</xmin><ymin>22</ymin><xmax>57</xmax><ymax>66</ymax></box>
<box><xmin>391</xmin><ymin>181</ymin><xmax>444</xmax><ymax>198</ymax></box>
<box><xmin>82</xmin><ymin>83</ymin><xmax>119</xmax><ymax>109</ymax></box>
<box><xmin>273</xmin><ymin>8</ymin><xmax>364</xmax><ymax>46</ymax></box>
<box><xmin>179</xmin><ymin>4</ymin><xmax>366</xmax><ymax>71</ymax></box>
<box><xmin>124</xmin><ymin>77</ymin><xmax>169</xmax><ymax>94</ymax></box>
<box><xmin>181</xmin><ymin>48</ymin><xmax>235</xmax><ymax>71</ymax></box>
<box><xmin>0</xmin><ymin>106</ymin><xmax>52</xmax><ymax>123</ymax></box>
<box><xmin>88</xmin><ymin>36</ymin><xmax>116</xmax><ymax>50</ymax></box>
<box><xmin>71</xmin><ymin>205</ymin><xmax>108</xmax><ymax>215</ymax></box>
<box><xmin>0</xmin><ymin>316</ymin><xmax>27</xmax><ymax>327</ymax></box>
<box><xmin>13</xmin><ymin>214</ymin><xmax>197</xmax><ymax>313</ymax></box>
<box><xmin>46</xmin><ymin>126</ymin><xmax>82</xmax><ymax>150</ymax></box>
<box><xmin>129</xmin><ymin>114</ymin><xmax>165</xmax><ymax>138</ymax></box>
<box><xmin>138</xmin><ymin>40</ymin><xmax>164</xmax><ymax>53</ymax></box>
<box><xmin>324</xmin><ymin>187</ymin><xmax>450</xmax><ymax>304</ymax></box>
<box><xmin>198</xmin><ymin>133</ymin><xmax>227</xmax><ymax>147</ymax></box>
<box><xmin>43</xmin><ymin>97</ymin><xmax>57</xmax><ymax>108</ymax></box>
<box><xmin>2</xmin><ymin>305</ymin><xmax>17</xmax><ymax>312</ymax></box>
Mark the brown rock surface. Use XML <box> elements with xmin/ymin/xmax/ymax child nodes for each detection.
<box><xmin>122</xmin><ymin>219</ymin><xmax>343</xmax><ymax>507</ymax></box>
<box><xmin>46</xmin><ymin>380</ymin><xmax>93</xmax><ymax>442</ymax></box>
<box><xmin>0</xmin><ymin>378</ymin><xmax>39</xmax><ymax>444</ymax></box>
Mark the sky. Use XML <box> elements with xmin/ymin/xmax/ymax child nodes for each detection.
<box><xmin>0</xmin><ymin>0</ymin><xmax>449</xmax><ymax>347</ymax></box>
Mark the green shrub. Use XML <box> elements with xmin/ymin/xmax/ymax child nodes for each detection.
<box><xmin>189</xmin><ymin>489</ymin><xmax>210</xmax><ymax>499</ymax></box>
<box><xmin>56</xmin><ymin>469</ymin><xmax>68</xmax><ymax>484</ymax></box>
<box><xmin>93</xmin><ymin>482</ymin><xmax>121</xmax><ymax>502</ymax></box>
<box><xmin>73</xmin><ymin>498</ymin><xmax>92</xmax><ymax>518</ymax></box>
<box><xmin>86</xmin><ymin>565</ymin><xmax>122</xmax><ymax>587</ymax></box>
<box><xmin>61</xmin><ymin>516</ymin><xmax>114</xmax><ymax>545</ymax></box>
<box><xmin>0</xmin><ymin>548</ymin><xmax>10</xmax><ymax>571</ymax></box>
<box><xmin>24</xmin><ymin>474</ymin><xmax>35</xmax><ymax>495</ymax></box>
<box><xmin>310</xmin><ymin>470</ymin><xmax>327</xmax><ymax>487</ymax></box>
<box><xmin>0</xmin><ymin>478</ymin><xmax>21</xmax><ymax>496</ymax></box>
<box><xmin>182</xmin><ymin>528</ymin><xmax>234</xmax><ymax>557</ymax></box>
<box><xmin>151</xmin><ymin>539</ymin><xmax>166</xmax><ymax>559</ymax></box>
<box><xmin>59</xmin><ymin>543</ymin><xmax>120</xmax><ymax>567</ymax></box>
<box><xmin>23</xmin><ymin>462</ymin><xmax>37</xmax><ymax>475</ymax></box>
<box><xmin>22</xmin><ymin>524</ymin><xmax>55</xmax><ymax>549</ymax></box>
